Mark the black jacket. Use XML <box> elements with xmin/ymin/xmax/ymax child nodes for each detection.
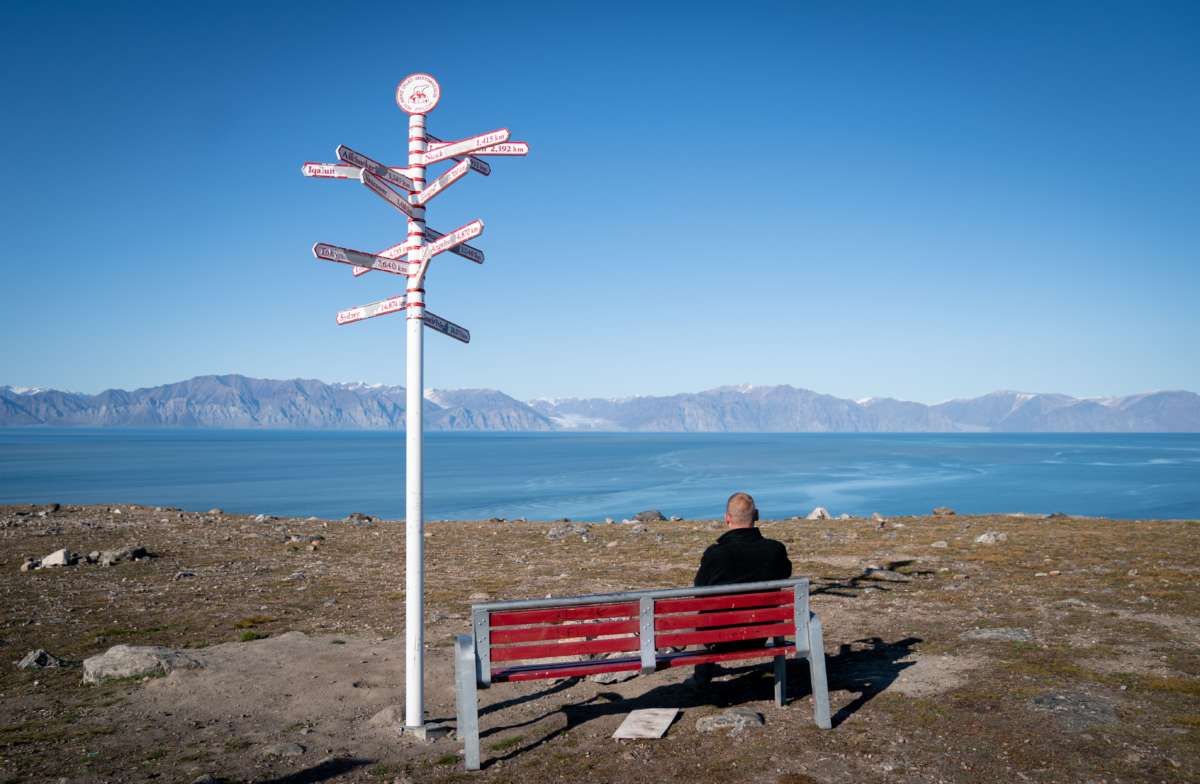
<box><xmin>693</xmin><ymin>527</ymin><xmax>792</xmax><ymax>587</ymax></box>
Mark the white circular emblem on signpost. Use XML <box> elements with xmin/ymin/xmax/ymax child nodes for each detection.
<box><xmin>396</xmin><ymin>73</ymin><xmax>440</xmax><ymax>114</ymax></box>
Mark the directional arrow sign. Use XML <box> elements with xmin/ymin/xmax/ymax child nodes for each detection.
<box><xmin>428</xmin><ymin>140</ymin><xmax>529</xmax><ymax>157</ymax></box>
<box><xmin>313</xmin><ymin>243</ymin><xmax>411</xmax><ymax>276</ymax></box>
<box><xmin>422</xmin><ymin>310</ymin><xmax>470</xmax><ymax>343</ymax></box>
<box><xmin>352</xmin><ymin>240</ymin><xmax>417</xmax><ymax>277</ymax></box>
<box><xmin>424</xmin><ymin>226</ymin><xmax>484</xmax><ymax>264</ymax></box>
<box><xmin>422</xmin><ymin>219</ymin><xmax>483</xmax><ymax>262</ymax></box>
<box><xmin>412</xmin><ymin>158</ymin><xmax>470</xmax><ymax>206</ymax></box>
<box><xmin>337</xmin><ymin>145</ymin><xmax>415</xmax><ymax>192</ymax></box>
<box><xmin>302</xmin><ymin>162</ymin><xmax>362</xmax><ymax>179</ymax></box>
<box><xmin>426</xmin><ymin>133</ymin><xmax>491</xmax><ymax>175</ymax></box>
<box><xmin>421</xmin><ymin>129</ymin><xmax>509</xmax><ymax>165</ymax></box>
<box><xmin>360</xmin><ymin>170</ymin><xmax>414</xmax><ymax>218</ymax></box>
<box><xmin>337</xmin><ymin>295</ymin><xmax>407</xmax><ymax>325</ymax></box>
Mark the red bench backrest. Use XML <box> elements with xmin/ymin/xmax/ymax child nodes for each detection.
<box><xmin>483</xmin><ymin>587</ymin><xmax>797</xmax><ymax>683</ymax></box>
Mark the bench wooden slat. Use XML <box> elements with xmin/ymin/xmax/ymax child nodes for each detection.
<box><xmin>654</xmin><ymin>589</ymin><xmax>792</xmax><ymax>614</ymax></box>
<box><xmin>653</xmin><ymin>605</ymin><xmax>792</xmax><ymax>631</ymax></box>
<box><xmin>490</xmin><ymin>642</ymin><xmax>799</xmax><ymax>683</ymax></box>
<box><xmin>490</xmin><ymin>635</ymin><xmax>640</xmax><ymax>662</ymax></box>
<box><xmin>490</xmin><ymin>618</ymin><xmax>640</xmax><ymax>644</ymax></box>
<box><xmin>489</xmin><ymin>601</ymin><xmax>639</xmax><ymax>627</ymax></box>
<box><xmin>656</xmin><ymin>622</ymin><xmax>794</xmax><ymax>649</ymax></box>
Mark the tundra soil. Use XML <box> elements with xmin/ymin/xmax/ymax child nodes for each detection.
<box><xmin>1</xmin><ymin>504</ymin><xmax>1197</xmax><ymax>783</ymax></box>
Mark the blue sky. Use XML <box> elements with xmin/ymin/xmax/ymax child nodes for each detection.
<box><xmin>1</xmin><ymin>1</ymin><xmax>1197</xmax><ymax>402</ymax></box>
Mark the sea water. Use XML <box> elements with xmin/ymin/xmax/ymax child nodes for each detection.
<box><xmin>0</xmin><ymin>430</ymin><xmax>1197</xmax><ymax>521</ymax></box>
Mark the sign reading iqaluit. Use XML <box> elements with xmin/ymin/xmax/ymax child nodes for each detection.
<box><xmin>396</xmin><ymin>73</ymin><xmax>440</xmax><ymax>114</ymax></box>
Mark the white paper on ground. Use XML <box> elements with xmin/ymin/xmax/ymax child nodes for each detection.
<box><xmin>612</xmin><ymin>708</ymin><xmax>679</xmax><ymax>740</ymax></box>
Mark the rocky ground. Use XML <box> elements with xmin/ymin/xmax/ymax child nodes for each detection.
<box><xmin>1</xmin><ymin>503</ymin><xmax>1197</xmax><ymax>783</ymax></box>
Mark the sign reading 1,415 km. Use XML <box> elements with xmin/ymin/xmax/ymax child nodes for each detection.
<box><xmin>301</xmin><ymin>72</ymin><xmax>529</xmax><ymax>746</ymax></box>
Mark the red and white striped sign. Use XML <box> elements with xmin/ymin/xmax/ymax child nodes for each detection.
<box><xmin>426</xmin><ymin>133</ymin><xmax>491</xmax><ymax>176</ymax></box>
<box><xmin>313</xmin><ymin>243</ymin><xmax>411</xmax><ymax>276</ymax></box>
<box><xmin>425</xmin><ymin>226</ymin><xmax>484</xmax><ymax>264</ymax></box>
<box><xmin>422</xmin><ymin>310</ymin><xmax>470</xmax><ymax>343</ymax></box>
<box><xmin>422</xmin><ymin>129</ymin><xmax>509</xmax><ymax>165</ymax></box>
<box><xmin>360</xmin><ymin>171</ymin><xmax>414</xmax><ymax>218</ymax></box>
<box><xmin>337</xmin><ymin>295</ymin><xmax>407</xmax><ymax>325</ymax></box>
<box><xmin>412</xmin><ymin>158</ymin><xmax>470</xmax><ymax>206</ymax></box>
<box><xmin>352</xmin><ymin>240</ymin><xmax>417</xmax><ymax>277</ymax></box>
<box><xmin>337</xmin><ymin>145</ymin><xmax>415</xmax><ymax>192</ymax></box>
<box><xmin>422</xmin><ymin>219</ymin><xmax>483</xmax><ymax>262</ymax></box>
<box><xmin>428</xmin><ymin>141</ymin><xmax>529</xmax><ymax>157</ymax></box>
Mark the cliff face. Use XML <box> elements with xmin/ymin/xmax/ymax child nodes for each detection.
<box><xmin>2</xmin><ymin>378</ymin><xmax>1197</xmax><ymax>432</ymax></box>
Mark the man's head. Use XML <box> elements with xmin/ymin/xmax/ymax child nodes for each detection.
<box><xmin>725</xmin><ymin>492</ymin><xmax>758</xmax><ymax>529</ymax></box>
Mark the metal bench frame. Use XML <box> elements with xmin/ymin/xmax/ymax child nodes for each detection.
<box><xmin>454</xmin><ymin>578</ymin><xmax>831</xmax><ymax>770</ymax></box>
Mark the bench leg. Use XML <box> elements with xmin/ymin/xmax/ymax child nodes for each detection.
<box><xmin>773</xmin><ymin>636</ymin><xmax>788</xmax><ymax>707</ymax></box>
<box><xmin>454</xmin><ymin>634</ymin><xmax>481</xmax><ymax>770</ymax></box>
<box><xmin>807</xmin><ymin>614</ymin><xmax>832</xmax><ymax>729</ymax></box>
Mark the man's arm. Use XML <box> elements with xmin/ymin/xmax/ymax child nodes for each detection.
<box><xmin>694</xmin><ymin>545</ymin><xmax>718</xmax><ymax>587</ymax></box>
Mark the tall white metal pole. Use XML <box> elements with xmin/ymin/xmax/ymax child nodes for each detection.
<box><xmin>404</xmin><ymin>111</ymin><xmax>428</xmax><ymax>730</ymax></box>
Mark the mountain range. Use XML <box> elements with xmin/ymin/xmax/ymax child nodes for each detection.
<box><xmin>2</xmin><ymin>375</ymin><xmax>1198</xmax><ymax>432</ymax></box>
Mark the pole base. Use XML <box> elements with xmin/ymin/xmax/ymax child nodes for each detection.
<box><xmin>403</xmin><ymin>722</ymin><xmax>452</xmax><ymax>742</ymax></box>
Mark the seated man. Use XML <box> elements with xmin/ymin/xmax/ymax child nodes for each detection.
<box><xmin>688</xmin><ymin>492</ymin><xmax>792</xmax><ymax>686</ymax></box>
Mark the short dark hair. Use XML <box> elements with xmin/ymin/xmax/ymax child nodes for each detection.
<box><xmin>726</xmin><ymin>492</ymin><xmax>756</xmax><ymax>526</ymax></box>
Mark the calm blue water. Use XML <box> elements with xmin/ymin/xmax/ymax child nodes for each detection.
<box><xmin>0</xmin><ymin>430</ymin><xmax>1197</xmax><ymax>520</ymax></box>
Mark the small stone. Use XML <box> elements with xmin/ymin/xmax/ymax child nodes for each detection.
<box><xmin>254</xmin><ymin>514</ymin><xmax>276</xmax><ymax>523</ymax></box>
<box><xmin>1127</xmin><ymin>568</ymin><xmax>1138</xmax><ymax>576</ymax></box>
<box><xmin>805</xmin><ymin>507</ymin><xmax>830</xmax><ymax>520</ymax></box>
<box><xmin>634</xmin><ymin>510</ymin><xmax>667</xmax><ymax>523</ymax></box>
<box><xmin>695</xmin><ymin>707</ymin><xmax>764</xmax><ymax>733</ymax></box>
<box><xmin>18</xmin><ymin>649</ymin><xmax>68</xmax><ymax>669</ymax></box>
<box><xmin>173</xmin><ymin>570</ymin><xmax>196</xmax><ymax>580</ymax></box>
<box><xmin>932</xmin><ymin>506</ymin><xmax>956</xmax><ymax>516</ymax></box>
<box><xmin>39</xmin><ymin>548</ymin><xmax>77</xmax><ymax>568</ymax></box>
<box><xmin>838</xmin><ymin>513</ymin><xmax>851</xmax><ymax>520</ymax></box>
<box><xmin>258</xmin><ymin>742</ymin><xmax>305</xmax><ymax>757</ymax></box>
<box><xmin>669</xmin><ymin>516</ymin><xmax>683</xmax><ymax>522</ymax></box>
<box><xmin>931</xmin><ymin>540</ymin><xmax>948</xmax><ymax>548</ymax></box>
<box><xmin>1048</xmin><ymin>570</ymin><xmax>1061</xmax><ymax>576</ymax></box>
<box><xmin>207</xmin><ymin>508</ymin><xmax>224</xmax><ymax>515</ymax></box>
<box><xmin>308</xmin><ymin>543</ymin><xmax>319</xmax><ymax>552</ymax></box>
<box><xmin>974</xmin><ymin>531</ymin><xmax>1007</xmax><ymax>545</ymax></box>
<box><xmin>344</xmin><ymin>512</ymin><xmax>375</xmax><ymax>524</ymax></box>
<box><xmin>468</xmin><ymin>592</ymin><xmax>490</xmax><ymax>601</ymax></box>
<box><xmin>606</xmin><ymin>541</ymin><xmax>619</xmax><ymax>548</ymax></box>
<box><xmin>110</xmin><ymin>508</ymin><xmax>122</xmax><ymax>515</ymax></box>
<box><xmin>863</xmin><ymin>568</ymin><xmax>912</xmax><ymax>583</ymax></box>
<box><xmin>19</xmin><ymin>558</ymin><xmax>39</xmax><ymax>572</ymax></box>
<box><xmin>871</xmin><ymin>512</ymin><xmax>886</xmax><ymax>522</ymax></box>
<box><xmin>191</xmin><ymin>775</ymin><xmax>220</xmax><ymax>784</ymax></box>
<box><xmin>86</xmin><ymin>551</ymin><xmax>100</xmax><ymax>564</ymax></box>
<box><xmin>1035</xmin><ymin>572</ymin><xmax>1049</xmax><ymax>577</ymax></box>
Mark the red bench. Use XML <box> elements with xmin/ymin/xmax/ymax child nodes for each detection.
<box><xmin>454</xmin><ymin>578</ymin><xmax>831</xmax><ymax>770</ymax></box>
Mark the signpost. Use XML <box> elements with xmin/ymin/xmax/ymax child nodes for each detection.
<box><xmin>301</xmin><ymin>72</ymin><xmax>528</xmax><ymax>737</ymax></box>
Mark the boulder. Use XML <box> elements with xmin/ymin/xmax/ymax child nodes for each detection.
<box><xmin>974</xmin><ymin>531</ymin><xmax>1008</xmax><ymax>545</ymax></box>
<box><xmin>546</xmin><ymin>523</ymin><xmax>590</xmax><ymax>542</ymax></box>
<box><xmin>39</xmin><ymin>548</ymin><xmax>77</xmax><ymax>568</ymax></box>
<box><xmin>668</xmin><ymin>516</ymin><xmax>683</xmax><ymax>522</ymax></box>
<box><xmin>871</xmin><ymin>512</ymin><xmax>886</xmax><ymax>523</ymax></box>
<box><xmin>806</xmin><ymin>507</ymin><xmax>831</xmax><ymax>520</ymax></box>
<box><xmin>344</xmin><ymin>512</ymin><xmax>375</xmax><ymax>524</ymax></box>
<box><xmin>633</xmin><ymin>510</ymin><xmax>667</xmax><ymax>523</ymax></box>
<box><xmin>695</xmin><ymin>707</ymin><xmax>764</xmax><ymax>733</ymax></box>
<box><xmin>932</xmin><ymin>506</ymin><xmax>957</xmax><ymax>516</ymax></box>
<box><xmin>257</xmin><ymin>742</ymin><xmax>305</xmax><ymax>758</ymax></box>
<box><xmin>838</xmin><ymin>513</ymin><xmax>851</xmax><ymax>520</ymax></box>
<box><xmin>207</xmin><ymin>508</ymin><xmax>224</xmax><ymax>515</ymax></box>
<box><xmin>18</xmin><ymin>649</ymin><xmax>68</xmax><ymax>670</ymax></box>
<box><xmin>82</xmin><ymin>645</ymin><xmax>203</xmax><ymax>684</ymax></box>
<box><xmin>99</xmin><ymin>545</ymin><xmax>149</xmax><ymax>567</ymax></box>
<box><xmin>254</xmin><ymin>514</ymin><xmax>277</xmax><ymax>523</ymax></box>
